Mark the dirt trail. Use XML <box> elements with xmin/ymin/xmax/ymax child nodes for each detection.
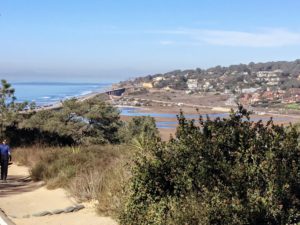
<box><xmin>0</xmin><ymin>164</ymin><xmax>118</xmax><ymax>225</ymax></box>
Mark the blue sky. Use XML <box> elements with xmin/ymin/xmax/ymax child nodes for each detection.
<box><xmin>1</xmin><ymin>0</ymin><xmax>300</xmax><ymax>82</ymax></box>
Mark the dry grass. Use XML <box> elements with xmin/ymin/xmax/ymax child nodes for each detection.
<box><xmin>13</xmin><ymin>146</ymin><xmax>55</xmax><ymax>167</ymax></box>
<box><xmin>12</xmin><ymin>144</ymin><xmax>131</xmax><ymax>216</ymax></box>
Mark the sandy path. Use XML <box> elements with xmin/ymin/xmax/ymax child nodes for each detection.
<box><xmin>0</xmin><ymin>164</ymin><xmax>118</xmax><ymax>225</ymax></box>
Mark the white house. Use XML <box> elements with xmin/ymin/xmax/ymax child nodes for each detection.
<box><xmin>187</xmin><ymin>79</ymin><xmax>198</xmax><ymax>90</ymax></box>
<box><xmin>241</xmin><ymin>87</ymin><xmax>260</xmax><ymax>94</ymax></box>
<box><xmin>153</xmin><ymin>76</ymin><xmax>165</xmax><ymax>82</ymax></box>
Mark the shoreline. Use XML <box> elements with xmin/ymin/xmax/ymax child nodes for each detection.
<box><xmin>14</xmin><ymin>82</ymin><xmax>113</xmax><ymax>111</ymax></box>
<box><xmin>34</xmin><ymin>87</ymin><xmax>112</xmax><ymax>111</ymax></box>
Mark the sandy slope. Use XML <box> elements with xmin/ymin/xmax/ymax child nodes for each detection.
<box><xmin>0</xmin><ymin>164</ymin><xmax>117</xmax><ymax>225</ymax></box>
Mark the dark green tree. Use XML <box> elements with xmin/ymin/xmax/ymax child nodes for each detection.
<box><xmin>22</xmin><ymin>96</ymin><xmax>122</xmax><ymax>145</ymax></box>
<box><xmin>0</xmin><ymin>80</ymin><xmax>16</xmax><ymax>137</ymax></box>
<box><xmin>0</xmin><ymin>80</ymin><xmax>28</xmax><ymax>138</ymax></box>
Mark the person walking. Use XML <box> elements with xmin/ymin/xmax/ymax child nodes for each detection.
<box><xmin>0</xmin><ymin>139</ymin><xmax>11</xmax><ymax>182</ymax></box>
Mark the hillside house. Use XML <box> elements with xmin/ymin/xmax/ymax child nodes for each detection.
<box><xmin>142</xmin><ymin>82</ymin><xmax>153</xmax><ymax>89</ymax></box>
<box><xmin>256</xmin><ymin>71</ymin><xmax>281</xmax><ymax>86</ymax></box>
<box><xmin>281</xmin><ymin>88</ymin><xmax>300</xmax><ymax>103</ymax></box>
<box><xmin>241</xmin><ymin>87</ymin><xmax>260</xmax><ymax>94</ymax></box>
<box><xmin>187</xmin><ymin>79</ymin><xmax>198</xmax><ymax>90</ymax></box>
<box><xmin>224</xmin><ymin>89</ymin><xmax>231</xmax><ymax>94</ymax></box>
<box><xmin>163</xmin><ymin>86</ymin><xmax>172</xmax><ymax>91</ymax></box>
<box><xmin>261</xmin><ymin>91</ymin><xmax>282</xmax><ymax>101</ymax></box>
<box><xmin>289</xmin><ymin>88</ymin><xmax>300</xmax><ymax>96</ymax></box>
<box><xmin>153</xmin><ymin>76</ymin><xmax>165</xmax><ymax>82</ymax></box>
<box><xmin>202</xmin><ymin>81</ymin><xmax>214</xmax><ymax>91</ymax></box>
<box><xmin>251</xmin><ymin>93</ymin><xmax>261</xmax><ymax>104</ymax></box>
<box><xmin>239</xmin><ymin>93</ymin><xmax>252</xmax><ymax>105</ymax></box>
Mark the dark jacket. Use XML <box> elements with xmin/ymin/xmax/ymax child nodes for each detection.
<box><xmin>0</xmin><ymin>144</ymin><xmax>11</xmax><ymax>161</ymax></box>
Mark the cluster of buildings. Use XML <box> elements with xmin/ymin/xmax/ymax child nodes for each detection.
<box><xmin>139</xmin><ymin>70</ymin><xmax>280</xmax><ymax>90</ymax></box>
<box><xmin>128</xmin><ymin>69</ymin><xmax>300</xmax><ymax>108</ymax></box>
<box><xmin>239</xmin><ymin>88</ymin><xmax>300</xmax><ymax>106</ymax></box>
<box><xmin>255</xmin><ymin>70</ymin><xmax>281</xmax><ymax>86</ymax></box>
<box><xmin>183</xmin><ymin>70</ymin><xmax>283</xmax><ymax>92</ymax></box>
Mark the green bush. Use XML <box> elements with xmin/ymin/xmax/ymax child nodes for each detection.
<box><xmin>119</xmin><ymin>106</ymin><xmax>300</xmax><ymax>225</ymax></box>
<box><xmin>119</xmin><ymin>116</ymin><xmax>160</xmax><ymax>143</ymax></box>
<box><xmin>286</xmin><ymin>103</ymin><xmax>300</xmax><ymax>110</ymax></box>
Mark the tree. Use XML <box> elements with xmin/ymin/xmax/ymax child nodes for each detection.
<box><xmin>120</xmin><ymin>106</ymin><xmax>300</xmax><ymax>225</ymax></box>
<box><xmin>22</xmin><ymin>96</ymin><xmax>123</xmax><ymax>145</ymax></box>
<box><xmin>119</xmin><ymin>116</ymin><xmax>160</xmax><ymax>143</ymax></box>
<box><xmin>0</xmin><ymin>80</ymin><xmax>28</xmax><ymax>138</ymax></box>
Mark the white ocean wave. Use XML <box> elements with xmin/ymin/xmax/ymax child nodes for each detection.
<box><xmin>80</xmin><ymin>91</ymin><xmax>92</xmax><ymax>96</ymax></box>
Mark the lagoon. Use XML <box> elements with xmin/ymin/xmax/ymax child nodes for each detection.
<box><xmin>119</xmin><ymin>107</ymin><xmax>288</xmax><ymax>129</ymax></box>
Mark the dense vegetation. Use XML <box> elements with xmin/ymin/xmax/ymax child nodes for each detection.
<box><xmin>20</xmin><ymin>97</ymin><xmax>122</xmax><ymax>145</ymax></box>
<box><xmin>0</xmin><ymin>80</ymin><xmax>123</xmax><ymax>146</ymax></box>
<box><xmin>119</xmin><ymin>116</ymin><xmax>160</xmax><ymax>143</ymax></box>
<box><xmin>120</xmin><ymin>106</ymin><xmax>300</xmax><ymax>225</ymax></box>
<box><xmin>4</xmin><ymin>78</ymin><xmax>160</xmax><ymax>216</ymax></box>
<box><xmin>3</xmin><ymin>80</ymin><xmax>300</xmax><ymax>224</ymax></box>
<box><xmin>12</xmin><ymin>116</ymin><xmax>159</xmax><ymax>217</ymax></box>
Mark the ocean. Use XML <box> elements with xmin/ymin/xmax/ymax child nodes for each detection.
<box><xmin>12</xmin><ymin>82</ymin><xmax>112</xmax><ymax>106</ymax></box>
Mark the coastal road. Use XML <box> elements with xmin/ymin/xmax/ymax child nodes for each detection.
<box><xmin>129</xmin><ymin>97</ymin><xmax>229</xmax><ymax>110</ymax></box>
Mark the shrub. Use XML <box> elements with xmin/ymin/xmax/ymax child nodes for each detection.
<box><xmin>30</xmin><ymin>161</ymin><xmax>47</xmax><ymax>181</ymax></box>
<box><xmin>119</xmin><ymin>106</ymin><xmax>300</xmax><ymax>225</ymax></box>
<box><xmin>119</xmin><ymin>116</ymin><xmax>160</xmax><ymax>143</ymax></box>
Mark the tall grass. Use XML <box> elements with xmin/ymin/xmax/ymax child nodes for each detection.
<box><xmin>13</xmin><ymin>146</ymin><xmax>50</xmax><ymax>167</ymax></box>
<box><xmin>13</xmin><ymin>144</ymin><xmax>131</xmax><ymax>216</ymax></box>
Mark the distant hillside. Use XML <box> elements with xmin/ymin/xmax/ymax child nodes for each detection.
<box><xmin>119</xmin><ymin>59</ymin><xmax>300</xmax><ymax>92</ymax></box>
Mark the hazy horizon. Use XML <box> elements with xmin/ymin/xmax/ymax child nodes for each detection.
<box><xmin>1</xmin><ymin>0</ymin><xmax>300</xmax><ymax>82</ymax></box>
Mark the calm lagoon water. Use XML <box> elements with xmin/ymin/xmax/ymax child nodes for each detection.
<box><xmin>13</xmin><ymin>82</ymin><xmax>112</xmax><ymax>106</ymax></box>
<box><xmin>119</xmin><ymin>107</ymin><xmax>286</xmax><ymax>129</ymax></box>
<box><xmin>119</xmin><ymin>107</ymin><xmax>228</xmax><ymax>119</ymax></box>
<box><xmin>119</xmin><ymin>107</ymin><xmax>229</xmax><ymax>129</ymax></box>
